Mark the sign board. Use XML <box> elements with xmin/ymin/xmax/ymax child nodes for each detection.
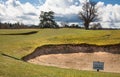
<box><xmin>93</xmin><ymin>61</ymin><xmax>104</xmax><ymax>70</ymax></box>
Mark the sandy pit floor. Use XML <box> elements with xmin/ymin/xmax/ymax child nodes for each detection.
<box><xmin>28</xmin><ymin>52</ymin><xmax>120</xmax><ymax>73</ymax></box>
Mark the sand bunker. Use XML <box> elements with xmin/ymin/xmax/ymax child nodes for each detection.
<box><xmin>22</xmin><ymin>44</ymin><xmax>120</xmax><ymax>73</ymax></box>
<box><xmin>28</xmin><ymin>52</ymin><xmax>120</xmax><ymax>73</ymax></box>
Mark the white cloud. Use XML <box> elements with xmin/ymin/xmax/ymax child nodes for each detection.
<box><xmin>0</xmin><ymin>0</ymin><xmax>39</xmax><ymax>25</ymax></box>
<box><xmin>0</xmin><ymin>0</ymin><xmax>120</xmax><ymax>28</ymax></box>
<box><xmin>39</xmin><ymin>0</ymin><xmax>81</xmax><ymax>14</ymax></box>
<box><xmin>96</xmin><ymin>2</ymin><xmax>120</xmax><ymax>28</ymax></box>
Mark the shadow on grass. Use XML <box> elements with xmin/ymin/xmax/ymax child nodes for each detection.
<box><xmin>1</xmin><ymin>53</ymin><xmax>21</xmax><ymax>60</ymax></box>
<box><xmin>0</xmin><ymin>31</ymin><xmax>38</xmax><ymax>35</ymax></box>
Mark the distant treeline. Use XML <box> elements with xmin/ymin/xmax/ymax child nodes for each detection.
<box><xmin>0</xmin><ymin>22</ymin><xmax>27</xmax><ymax>29</ymax></box>
<box><xmin>0</xmin><ymin>22</ymin><xmax>119</xmax><ymax>30</ymax></box>
<box><xmin>0</xmin><ymin>22</ymin><xmax>83</xmax><ymax>29</ymax></box>
<box><xmin>0</xmin><ymin>22</ymin><xmax>39</xmax><ymax>29</ymax></box>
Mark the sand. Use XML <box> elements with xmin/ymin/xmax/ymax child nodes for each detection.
<box><xmin>28</xmin><ymin>52</ymin><xmax>120</xmax><ymax>73</ymax></box>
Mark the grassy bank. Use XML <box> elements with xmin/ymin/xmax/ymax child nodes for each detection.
<box><xmin>0</xmin><ymin>29</ymin><xmax>120</xmax><ymax>77</ymax></box>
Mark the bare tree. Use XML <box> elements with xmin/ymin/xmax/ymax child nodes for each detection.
<box><xmin>79</xmin><ymin>0</ymin><xmax>99</xmax><ymax>30</ymax></box>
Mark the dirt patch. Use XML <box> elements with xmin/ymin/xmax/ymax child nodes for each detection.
<box><xmin>22</xmin><ymin>43</ymin><xmax>120</xmax><ymax>61</ymax></box>
<box><xmin>22</xmin><ymin>43</ymin><xmax>120</xmax><ymax>73</ymax></box>
<box><xmin>0</xmin><ymin>31</ymin><xmax>38</xmax><ymax>35</ymax></box>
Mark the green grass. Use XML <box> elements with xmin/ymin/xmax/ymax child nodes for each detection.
<box><xmin>0</xmin><ymin>28</ymin><xmax>120</xmax><ymax>77</ymax></box>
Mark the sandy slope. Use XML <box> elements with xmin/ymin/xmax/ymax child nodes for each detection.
<box><xmin>28</xmin><ymin>52</ymin><xmax>120</xmax><ymax>73</ymax></box>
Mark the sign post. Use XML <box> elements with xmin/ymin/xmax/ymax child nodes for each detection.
<box><xmin>93</xmin><ymin>61</ymin><xmax>104</xmax><ymax>72</ymax></box>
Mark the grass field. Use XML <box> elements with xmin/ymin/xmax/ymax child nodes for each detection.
<box><xmin>0</xmin><ymin>28</ymin><xmax>120</xmax><ymax>77</ymax></box>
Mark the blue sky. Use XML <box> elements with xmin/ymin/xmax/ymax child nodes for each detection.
<box><xmin>94</xmin><ymin>0</ymin><xmax>120</xmax><ymax>5</ymax></box>
<box><xmin>20</xmin><ymin>0</ymin><xmax>45</xmax><ymax>5</ymax></box>
<box><xmin>19</xmin><ymin>0</ymin><xmax>120</xmax><ymax>5</ymax></box>
<box><xmin>20</xmin><ymin>0</ymin><xmax>39</xmax><ymax>3</ymax></box>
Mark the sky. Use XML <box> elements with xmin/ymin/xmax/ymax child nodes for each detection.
<box><xmin>19</xmin><ymin>0</ymin><xmax>120</xmax><ymax>5</ymax></box>
<box><xmin>95</xmin><ymin>0</ymin><xmax>120</xmax><ymax>5</ymax></box>
<box><xmin>0</xmin><ymin>0</ymin><xmax>120</xmax><ymax>28</ymax></box>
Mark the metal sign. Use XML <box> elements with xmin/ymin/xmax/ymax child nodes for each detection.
<box><xmin>93</xmin><ymin>61</ymin><xmax>104</xmax><ymax>70</ymax></box>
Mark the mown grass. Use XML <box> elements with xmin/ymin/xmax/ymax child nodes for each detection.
<box><xmin>0</xmin><ymin>28</ymin><xmax>120</xmax><ymax>77</ymax></box>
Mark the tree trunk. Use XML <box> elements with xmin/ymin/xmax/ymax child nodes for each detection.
<box><xmin>84</xmin><ymin>22</ymin><xmax>89</xmax><ymax>30</ymax></box>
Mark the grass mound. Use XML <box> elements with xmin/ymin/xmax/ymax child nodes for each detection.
<box><xmin>0</xmin><ymin>29</ymin><xmax>120</xmax><ymax>77</ymax></box>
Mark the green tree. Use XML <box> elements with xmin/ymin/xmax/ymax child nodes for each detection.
<box><xmin>39</xmin><ymin>11</ymin><xmax>59</xmax><ymax>28</ymax></box>
<box><xmin>79</xmin><ymin>0</ymin><xmax>99</xmax><ymax>30</ymax></box>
